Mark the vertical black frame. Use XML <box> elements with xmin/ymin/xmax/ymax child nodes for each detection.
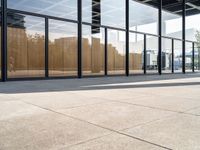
<box><xmin>126</xmin><ymin>0</ymin><xmax>129</xmax><ymax>76</ymax></box>
<box><xmin>172</xmin><ymin>39</ymin><xmax>174</xmax><ymax>73</ymax></box>
<box><xmin>78</xmin><ymin>0</ymin><xmax>82</xmax><ymax>78</ymax></box>
<box><xmin>182</xmin><ymin>0</ymin><xmax>186</xmax><ymax>73</ymax></box>
<box><xmin>192</xmin><ymin>42</ymin><xmax>195</xmax><ymax>72</ymax></box>
<box><xmin>158</xmin><ymin>0</ymin><xmax>162</xmax><ymax>75</ymax></box>
<box><xmin>105</xmin><ymin>28</ymin><xmax>108</xmax><ymax>76</ymax></box>
<box><xmin>45</xmin><ymin>17</ymin><xmax>49</xmax><ymax>78</ymax></box>
<box><xmin>1</xmin><ymin>0</ymin><xmax>7</xmax><ymax>81</ymax></box>
<box><xmin>144</xmin><ymin>34</ymin><xmax>147</xmax><ymax>74</ymax></box>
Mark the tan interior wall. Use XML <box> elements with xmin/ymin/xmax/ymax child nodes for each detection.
<box><xmin>7</xmin><ymin>27</ymin><xmax>142</xmax><ymax>74</ymax></box>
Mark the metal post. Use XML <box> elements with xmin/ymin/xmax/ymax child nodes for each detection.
<box><xmin>105</xmin><ymin>28</ymin><xmax>108</xmax><ymax>76</ymax></box>
<box><xmin>144</xmin><ymin>34</ymin><xmax>147</xmax><ymax>74</ymax></box>
<box><xmin>1</xmin><ymin>0</ymin><xmax>7</xmax><ymax>81</ymax></box>
<box><xmin>126</xmin><ymin>0</ymin><xmax>129</xmax><ymax>76</ymax></box>
<box><xmin>182</xmin><ymin>0</ymin><xmax>186</xmax><ymax>73</ymax></box>
<box><xmin>78</xmin><ymin>0</ymin><xmax>82</xmax><ymax>78</ymax></box>
<box><xmin>172</xmin><ymin>39</ymin><xmax>174</xmax><ymax>73</ymax></box>
<box><xmin>158</xmin><ymin>0</ymin><xmax>162</xmax><ymax>75</ymax></box>
<box><xmin>192</xmin><ymin>42</ymin><xmax>195</xmax><ymax>72</ymax></box>
<box><xmin>45</xmin><ymin>17</ymin><xmax>49</xmax><ymax>78</ymax></box>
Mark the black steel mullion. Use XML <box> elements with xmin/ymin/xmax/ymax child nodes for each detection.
<box><xmin>78</xmin><ymin>0</ymin><xmax>82</xmax><ymax>78</ymax></box>
<box><xmin>105</xmin><ymin>28</ymin><xmax>108</xmax><ymax>76</ymax></box>
<box><xmin>126</xmin><ymin>0</ymin><xmax>129</xmax><ymax>76</ymax></box>
<box><xmin>192</xmin><ymin>42</ymin><xmax>195</xmax><ymax>72</ymax></box>
<box><xmin>182</xmin><ymin>0</ymin><xmax>186</xmax><ymax>73</ymax></box>
<box><xmin>158</xmin><ymin>0</ymin><xmax>162</xmax><ymax>75</ymax></box>
<box><xmin>1</xmin><ymin>0</ymin><xmax>7</xmax><ymax>81</ymax></box>
<box><xmin>45</xmin><ymin>18</ymin><xmax>49</xmax><ymax>78</ymax></box>
<box><xmin>172</xmin><ymin>39</ymin><xmax>174</xmax><ymax>73</ymax></box>
<box><xmin>144</xmin><ymin>34</ymin><xmax>147</xmax><ymax>74</ymax></box>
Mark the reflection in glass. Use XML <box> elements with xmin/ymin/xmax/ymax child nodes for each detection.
<box><xmin>186</xmin><ymin>7</ymin><xmax>200</xmax><ymax>41</ymax></box>
<box><xmin>129</xmin><ymin>33</ymin><xmax>144</xmax><ymax>74</ymax></box>
<box><xmin>8</xmin><ymin>0</ymin><xmax>77</xmax><ymax>20</ymax></box>
<box><xmin>174</xmin><ymin>40</ymin><xmax>182</xmax><ymax>73</ymax></box>
<box><xmin>49</xmin><ymin>20</ymin><xmax>77</xmax><ymax>77</ymax></box>
<box><xmin>194</xmin><ymin>43</ymin><xmax>200</xmax><ymax>71</ymax></box>
<box><xmin>129</xmin><ymin>0</ymin><xmax>158</xmax><ymax>35</ymax></box>
<box><xmin>82</xmin><ymin>25</ymin><xmax>105</xmax><ymax>76</ymax></box>
<box><xmin>82</xmin><ymin>0</ymin><xmax>125</xmax><ymax>29</ymax></box>
<box><xmin>107</xmin><ymin>30</ymin><xmax>125</xmax><ymax>75</ymax></box>
<box><xmin>162</xmin><ymin>38</ymin><xmax>172</xmax><ymax>73</ymax></box>
<box><xmin>7</xmin><ymin>13</ymin><xmax>45</xmax><ymax>78</ymax></box>
<box><xmin>185</xmin><ymin>42</ymin><xmax>193</xmax><ymax>72</ymax></box>
<box><xmin>146</xmin><ymin>36</ymin><xmax>158</xmax><ymax>73</ymax></box>
<box><xmin>162</xmin><ymin>10</ymin><xmax>182</xmax><ymax>39</ymax></box>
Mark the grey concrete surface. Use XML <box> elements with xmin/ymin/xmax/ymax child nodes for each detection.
<box><xmin>0</xmin><ymin>73</ymin><xmax>200</xmax><ymax>150</ymax></box>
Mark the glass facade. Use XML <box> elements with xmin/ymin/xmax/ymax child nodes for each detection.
<box><xmin>129</xmin><ymin>0</ymin><xmax>158</xmax><ymax>35</ymax></box>
<box><xmin>82</xmin><ymin>25</ymin><xmax>105</xmax><ymax>76</ymax></box>
<box><xmin>146</xmin><ymin>35</ymin><xmax>158</xmax><ymax>74</ymax></box>
<box><xmin>7</xmin><ymin>0</ymin><xmax>77</xmax><ymax>20</ymax></box>
<box><xmin>107</xmin><ymin>29</ymin><xmax>125</xmax><ymax>75</ymax></box>
<box><xmin>129</xmin><ymin>33</ymin><xmax>144</xmax><ymax>74</ymax></box>
<box><xmin>174</xmin><ymin>40</ymin><xmax>182</xmax><ymax>73</ymax></box>
<box><xmin>185</xmin><ymin>42</ymin><xmax>193</xmax><ymax>72</ymax></box>
<box><xmin>194</xmin><ymin>43</ymin><xmax>200</xmax><ymax>71</ymax></box>
<box><xmin>7</xmin><ymin>13</ymin><xmax>45</xmax><ymax>78</ymax></box>
<box><xmin>49</xmin><ymin>20</ymin><xmax>78</xmax><ymax>77</ymax></box>
<box><xmin>162</xmin><ymin>38</ymin><xmax>172</xmax><ymax>73</ymax></box>
<box><xmin>0</xmin><ymin>0</ymin><xmax>200</xmax><ymax>81</ymax></box>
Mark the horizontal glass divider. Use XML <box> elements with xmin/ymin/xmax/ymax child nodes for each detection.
<box><xmin>7</xmin><ymin>9</ymin><xmax>78</xmax><ymax>24</ymax></box>
<box><xmin>82</xmin><ymin>22</ymin><xmax>126</xmax><ymax>32</ymax></box>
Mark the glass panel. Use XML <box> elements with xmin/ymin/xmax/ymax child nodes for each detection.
<box><xmin>162</xmin><ymin>6</ymin><xmax>182</xmax><ymax>39</ymax></box>
<box><xmin>146</xmin><ymin>35</ymin><xmax>158</xmax><ymax>73</ymax></box>
<box><xmin>82</xmin><ymin>25</ymin><xmax>105</xmax><ymax>76</ymax></box>
<box><xmin>83</xmin><ymin>0</ymin><xmax>125</xmax><ymax>29</ymax></box>
<box><xmin>107</xmin><ymin>29</ymin><xmax>125</xmax><ymax>75</ymax></box>
<box><xmin>185</xmin><ymin>42</ymin><xmax>193</xmax><ymax>72</ymax></box>
<box><xmin>194</xmin><ymin>43</ymin><xmax>200</xmax><ymax>71</ymax></box>
<box><xmin>186</xmin><ymin>2</ymin><xmax>200</xmax><ymax>42</ymax></box>
<box><xmin>129</xmin><ymin>0</ymin><xmax>158</xmax><ymax>35</ymax></box>
<box><xmin>49</xmin><ymin>20</ymin><xmax>78</xmax><ymax>77</ymax></box>
<box><xmin>162</xmin><ymin>38</ymin><xmax>172</xmax><ymax>73</ymax></box>
<box><xmin>0</xmin><ymin>13</ymin><xmax>1</xmax><ymax>79</ymax></box>
<box><xmin>8</xmin><ymin>0</ymin><xmax>77</xmax><ymax>20</ymax></box>
<box><xmin>7</xmin><ymin>13</ymin><xmax>45</xmax><ymax>78</ymax></box>
<box><xmin>129</xmin><ymin>33</ymin><xmax>144</xmax><ymax>74</ymax></box>
<box><xmin>174</xmin><ymin>40</ymin><xmax>182</xmax><ymax>73</ymax></box>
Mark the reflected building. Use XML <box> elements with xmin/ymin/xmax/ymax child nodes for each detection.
<box><xmin>0</xmin><ymin>0</ymin><xmax>200</xmax><ymax>81</ymax></box>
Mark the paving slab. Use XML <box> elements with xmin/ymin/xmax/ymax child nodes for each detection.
<box><xmin>16</xmin><ymin>92</ymin><xmax>107</xmax><ymax>110</ymax></box>
<box><xmin>0</xmin><ymin>101</ymin><xmax>45</xmax><ymax>120</ymax></box>
<box><xmin>59</xmin><ymin>102</ymin><xmax>176</xmax><ymax>131</ymax></box>
<box><xmin>111</xmin><ymin>94</ymin><xmax>200</xmax><ymax>112</ymax></box>
<box><xmin>186</xmin><ymin>107</ymin><xmax>200</xmax><ymax>116</ymax></box>
<box><xmin>124</xmin><ymin>114</ymin><xmax>200</xmax><ymax>150</ymax></box>
<box><xmin>0</xmin><ymin>110</ymin><xmax>110</xmax><ymax>150</ymax></box>
<box><xmin>66</xmin><ymin>133</ymin><xmax>166</xmax><ymax>150</ymax></box>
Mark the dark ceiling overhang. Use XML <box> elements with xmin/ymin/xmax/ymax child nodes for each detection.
<box><xmin>137</xmin><ymin>0</ymin><xmax>200</xmax><ymax>16</ymax></box>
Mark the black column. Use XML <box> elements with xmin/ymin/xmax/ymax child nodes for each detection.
<box><xmin>125</xmin><ymin>0</ymin><xmax>129</xmax><ymax>76</ymax></box>
<box><xmin>105</xmin><ymin>28</ymin><xmax>108</xmax><ymax>76</ymax></box>
<box><xmin>172</xmin><ymin>39</ymin><xmax>174</xmax><ymax>73</ymax></box>
<box><xmin>192</xmin><ymin>42</ymin><xmax>195</xmax><ymax>72</ymax></box>
<box><xmin>144</xmin><ymin>34</ymin><xmax>147</xmax><ymax>74</ymax></box>
<box><xmin>182</xmin><ymin>0</ymin><xmax>186</xmax><ymax>73</ymax></box>
<box><xmin>1</xmin><ymin>0</ymin><xmax>7</xmax><ymax>81</ymax></box>
<box><xmin>78</xmin><ymin>0</ymin><xmax>82</xmax><ymax>78</ymax></box>
<box><xmin>158</xmin><ymin>0</ymin><xmax>162</xmax><ymax>75</ymax></box>
<box><xmin>45</xmin><ymin>17</ymin><xmax>49</xmax><ymax>78</ymax></box>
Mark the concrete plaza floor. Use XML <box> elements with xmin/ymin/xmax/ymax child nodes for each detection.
<box><xmin>0</xmin><ymin>73</ymin><xmax>200</xmax><ymax>150</ymax></box>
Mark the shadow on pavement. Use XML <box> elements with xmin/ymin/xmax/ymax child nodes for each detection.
<box><xmin>0</xmin><ymin>73</ymin><xmax>199</xmax><ymax>94</ymax></box>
